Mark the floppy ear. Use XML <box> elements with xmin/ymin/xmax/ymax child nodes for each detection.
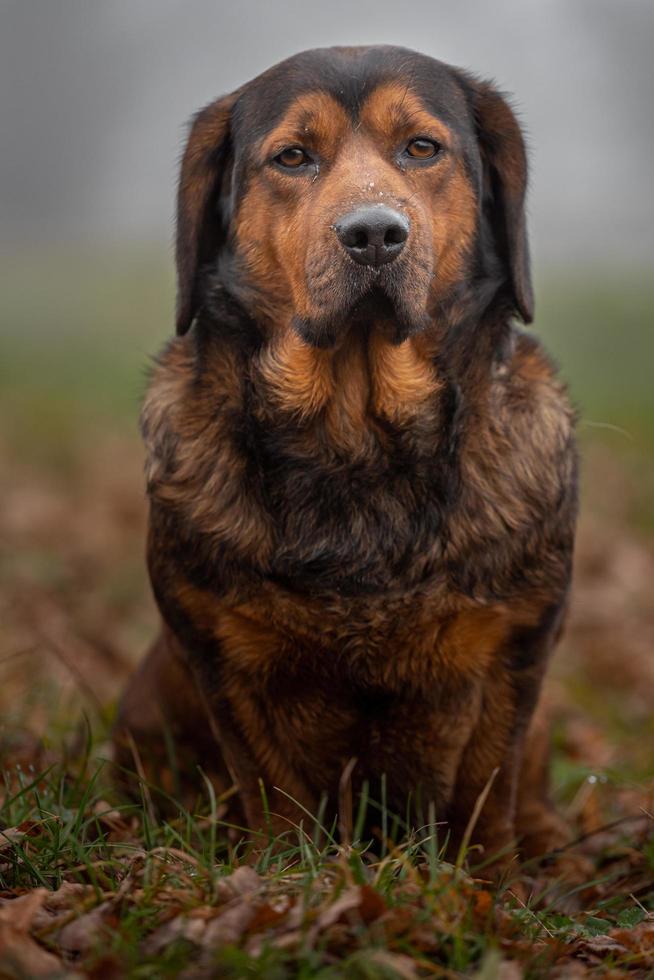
<box><xmin>466</xmin><ymin>78</ymin><xmax>534</xmax><ymax>324</ymax></box>
<box><xmin>175</xmin><ymin>92</ymin><xmax>239</xmax><ymax>334</ymax></box>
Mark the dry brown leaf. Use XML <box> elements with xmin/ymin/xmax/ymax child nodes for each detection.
<box><xmin>575</xmin><ymin>934</ymin><xmax>629</xmax><ymax>961</ymax></box>
<box><xmin>142</xmin><ymin>911</ymin><xmax>209</xmax><ymax>957</ymax></box>
<box><xmin>609</xmin><ymin>919</ymin><xmax>654</xmax><ymax>964</ymax></box>
<box><xmin>473</xmin><ymin>889</ymin><xmax>494</xmax><ymax>920</ymax></box>
<box><xmin>0</xmin><ymin>821</ymin><xmax>41</xmax><ymax>855</ymax></box>
<box><xmin>214</xmin><ymin>865</ymin><xmax>261</xmax><ymax>900</ymax></box>
<box><xmin>0</xmin><ymin>888</ymin><xmax>73</xmax><ymax>979</ymax></box>
<box><xmin>43</xmin><ymin>883</ymin><xmax>93</xmax><ymax>913</ymax></box>
<box><xmin>171</xmin><ymin>899</ymin><xmax>261</xmax><ymax>978</ymax></box>
<box><xmin>312</xmin><ymin>886</ymin><xmax>361</xmax><ymax>934</ymax></box>
<box><xmin>57</xmin><ymin>901</ymin><xmax>117</xmax><ymax>957</ymax></box>
<box><xmin>566</xmin><ymin>918</ymin><xmax>654</xmax><ymax>971</ymax></box>
<box><xmin>202</xmin><ymin>900</ymin><xmax>257</xmax><ymax>947</ymax></box>
<box><xmin>0</xmin><ymin>889</ymin><xmax>49</xmax><ymax>931</ymax></box>
<box><xmin>365</xmin><ymin>950</ymin><xmax>420</xmax><ymax>978</ymax></box>
<box><xmin>242</xmin><ymin>902</ymin><xmax>299</xmax><ymax>958</ymax></box>
<box><xmin>550</xmin><ymin>962</ymin><xmax>592</xmax><ymax>978</ymax></box>
<box><xmin>244</xmin><ymin>900</ymin><xmax>292</xmax><ymax>936</ymax></box>
<box><xmin>269</xmin><ymin>928</ymin><xmax>302</xmax><ymax>951</ymax></box>
<box><xmin>358</xmin><ymin>884</ymin><xmax>387</xmax><ymax>925</ymax></box>
<box><xmin>0</xmin><ymin>930</ymin><xmax>69</xmax><ymax>979</ymax></box>
<box><xmin>30</xmin><ymin>883</ymin><xmax>97</xmax><ymax>935</ymax></box>
<box><xmin>144</xmin><ymin>885</ymin><xmax>261</xmax><ymax>961</ymax></box>
<box><xmin>144</xmin><ymin>866</ymin><xmax>263</xmax><ymax>960</ymax></box>
<box><xmin>497</xmin><ymin>961</ymin><xmax>523</xmax><ymax>980</ymax></box>
<box><xmin>380</xmin><ymin>905</ymin><xmax>421</xmax><ymax>942</ymax></box>
<box><xmin>79</xmin><ymin>952</ymin><xmax>125</xmax><ymax>980</ymax></box>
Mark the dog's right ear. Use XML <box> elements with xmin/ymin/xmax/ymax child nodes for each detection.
<box><xmin>176</xmin><ymin>92</ymin><xmax>239</xmax><ymax>334</ymax></box>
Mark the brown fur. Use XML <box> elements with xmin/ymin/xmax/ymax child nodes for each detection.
<box><xmin>115</xmin><ymin>46</ymin><xmax>577</xmax><ymax>870</ymax></box>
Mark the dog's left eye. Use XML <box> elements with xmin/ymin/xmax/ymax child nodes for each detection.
<box><xmin>274</xmin><ymin>147</ymin><xmax>311</xmax><ymax>169</ymax></box>
<box><xmin>405</xmin><ymin>138</ymin><xmax>441</xmax><ymax>160</ymax></box>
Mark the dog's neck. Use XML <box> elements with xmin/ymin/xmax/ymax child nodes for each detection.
<box><xmin>206</xmin><ymin>265</ymin><xmax>515</xmax><ymax>395</ymax></box>
<box><xmin>250</xmin><ymin>321</ymin><xmax>444</xmax><ymax>454</ymax></box>
<box><xmin>199</xmin><ymin>281</ymin><xmax>515</xmax><ymax>458</ymax></box>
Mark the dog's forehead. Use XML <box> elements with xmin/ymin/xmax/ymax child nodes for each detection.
<box><xmin>231</xmin><ymin>46</ymin><xmax>475</xmax><ymax>144</ymax></box>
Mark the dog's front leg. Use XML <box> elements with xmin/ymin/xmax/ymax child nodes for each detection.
<box><xmin>206</xmin><ymin>686</ymin><xmax>323</xmax><ymax>842</ymax></box>
<box><xmin>113</xmin><ymin>627</ymin><xmax>238</xmax><ymax>812</ymax></box>
<box><xmin>447</xmin><ymin>664</ymin><xmax>545</xmax><ymax>874</ymax></box>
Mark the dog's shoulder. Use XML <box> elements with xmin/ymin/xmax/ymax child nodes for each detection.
<box><xmin>499</xmin><ymin>328</ymin><xmax>577</xmax><ymax>495</ymax></box>
<box><xmin>493</xmin><ymin>327</ymin><xmax>575</xmax><ymax>451</ymax></box>
<box><xmin>140</xmin><ymin>326</ymin><xmax>242</xmax><ymax>483</ymax></box>
<box><xmin>452</xmin><ymin>326</ymin><xmax>576</xmax><ymax>506</ymax></box>
<box><xmin>447</xmin><ymin>328</ymin><xmax>577</xmax><ymax>599</ymax></box>
<box><xmin>483</xmin><ymin>326</ymin><xmax>576</xmax><ymax>497</ymax></box>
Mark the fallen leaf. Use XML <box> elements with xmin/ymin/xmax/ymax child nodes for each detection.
<box><xmin>610</xmin><ymin>919</ymin><xmax>654</xmax><ymax>964</ymax></box>
<box><xmin>215</xmin><ymin>866</ymin><xmax>261</xmax><ymax>900</ymax></box>
<box><xmin>474</xmin><ymin>948</ymin><xmax>523</xmax><ymax>980</ymax></box>
<box><xmin>575</xmin><ymin>934</ymin><xmax>628</xmax><ymax>960</ymax></box>
<box><xmin>0</xmin><ymin>889</ymin><xmax>73</xmax><ymax>978</ymax></box>
<box><xmin>0</xmin><ymin>889</ymin><xmax>49</xmax><ymax>931</ymax></box>
<box><xmin>365</xmin><ymin>950</ymin><xmax>420</xmax><ymax>978</ymax></box>
<box><xmin>500</xmin><ymin>963</ymin><xmax>525</xmax><ymax>980</ymax></box>
<box><xmin>0</xmin><ymin>929</ymin><xmax>69</xmax><ymax>979</ymax></box>
<box><xmin>358</xmin><ymin>885</ymin><xmax>387</xmax><ymax>925</ymax></box>
<box><xmin>43</xmin><ymin>883</ymin><xmax>93</xmax><ymax>913</ymax></box>
<box><xmin>0</xmin><ymin>821</ymin><xmax>40</xmax><ymax>855</ymax></box>
<box><xmin>202</xmin><ymin>900</ymin><xmax>257</xmax><ymax>947</ymax></box>
<box><xmin>57</xmin><ymin>902</ymin><xmax>117</xmax><ymax>957</ymax></box>
<box><xmin>311</xmin><ymin>887</ymin><xmax>361</xmax><ymax>934</ymax></box>
<box><xmin>549</xmin><ymin>962</ymin><xmax>590</xmax><ymax>979</ymax></box>
<box><xmin>142</xmin><ymin>911</ymin><xmax>208</xmax><ymax>957</ymax></box>
<box><xmin>31</xmin><ymin>883</ymin><xmax>96</xmax><ymax>933</ymax></box>
<box><xmin>244</xmin><ymin>900</ymin><xmax>291</xmax><ymax>935</ymax></box>
<box><xmin>474</xmin><ymin>889</ymin><xmax>494</xmax><ymax>919</ymax></box>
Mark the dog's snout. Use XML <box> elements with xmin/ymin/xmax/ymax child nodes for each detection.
<box><xmin>334</xmin><ymin>206</ymin><xmax>409</xmax><ymax>267</ymax></box>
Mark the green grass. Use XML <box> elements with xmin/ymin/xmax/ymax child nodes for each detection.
<box><xmin>2</xmin><ymin>734</ymin><xmax>652</xmax><ymax>978</ymax></box>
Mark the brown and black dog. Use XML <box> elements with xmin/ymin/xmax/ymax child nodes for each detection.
<box><xmin>115</xmin><ymin>46</ymin><xmax>577</xmax><ymax>867</ymax></box>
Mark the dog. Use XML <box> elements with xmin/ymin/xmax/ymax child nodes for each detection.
<box><xmin>114</xmin><ymin>46</ymin><xmax>577</xmax><ymax>867</ymax></box>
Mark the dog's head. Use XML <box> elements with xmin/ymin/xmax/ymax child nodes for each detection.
<box><xmin>175</xmin><ymin>46</ymin><xmax>533</xmax><ymax>346</ymax></box>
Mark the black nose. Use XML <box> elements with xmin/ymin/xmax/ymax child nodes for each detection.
<box><xmin>334</xmin><ymin>206</ymin><xmax>409</xmax><ymax>267</ymax></box>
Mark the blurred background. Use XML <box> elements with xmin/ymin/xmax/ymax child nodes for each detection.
<box><xmin>1</xmin><ymin>1</ymin><xmax>652</xmax><ymax>814</ymax></box>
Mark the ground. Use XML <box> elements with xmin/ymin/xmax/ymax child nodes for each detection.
<box><xmin>0</xmin><ymin>249</ymin><xmax>653</xmax><ymax>977</ymax></box>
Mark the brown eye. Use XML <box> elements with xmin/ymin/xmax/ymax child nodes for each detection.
<box><xmin>405</xmin><ymin>138</ymin><xmax>440</xmax><ymax>160</ymax></box>
<box><xmin>275</xmin><ymin>147</ymin><xmax>310</xmax><ymax>169</ymax></box>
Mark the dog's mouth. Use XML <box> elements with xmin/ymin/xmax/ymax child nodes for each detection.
<box><xmin>350</xmin><ymin>285</ymin><xmax>397</xmax><ymax>324</ymax></box>
<box><xmin>293</xmin><ymin>270</ymin><xmax>429</xmax><ymax>348</ymax></box>
<box><xmin>294</xmin><ymin>284</ymin><xmax>400</xmax><ymax>348</ymax></box>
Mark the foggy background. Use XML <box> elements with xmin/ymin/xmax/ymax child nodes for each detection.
<box><xmin>2</xmin><ymin>0</ymin><xmax>653</xmax><ymax>266</ymax></box>
<box><xmin>1</xmin><ymin>1</ymin><xmax>653</xmax><ymax>451</ymax></box>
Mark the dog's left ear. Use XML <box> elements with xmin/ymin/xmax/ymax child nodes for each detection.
<box><xmin>462</xmin><ymin>77</ymin><xmax>534</xmax><ymax>324</ymax></box>
<box><xmin>176</xmin><ymin>91</ymin><xmax>240</xmax><ymax>334</ymax></box>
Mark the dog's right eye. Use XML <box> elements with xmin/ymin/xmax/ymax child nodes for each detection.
<box><xmin>274</xmin><ymin>147</ymin><xmax>311</xmax><ymax>170</ymax></box>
